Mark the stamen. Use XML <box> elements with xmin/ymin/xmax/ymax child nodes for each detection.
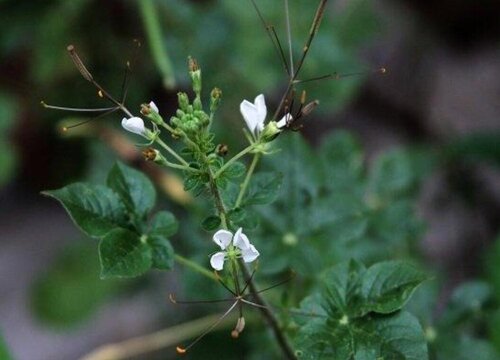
<box><xmin>175</xmin><ymin>301</ymin><xmax>239</xmax><ymax>353</ymax></box>
<box><xmin>40</xmin><ymin>101</ymin><xmax>116</xmax><ymax>113</ymax></box>
<box><xmin>169</xmin><ymin>293</ymin><xmax>233</xmax><ymax>305</ymax></box>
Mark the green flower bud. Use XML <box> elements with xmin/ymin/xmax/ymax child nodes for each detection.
<box><xmin>177</xmin><ymin>92</ymin><xmax>189</xmax><ymax>112</ymax></box>
<box><xmin>188</xmin><ymin>57</ymin><xmax>202</xmax><ymax>95</ymax></box>
<box><xmin>210</xmin><ymin>87</ymin><xmax>222</xmax><ymax>113</ymax></box>
<box><xmin>193</xmin><ymin>96</ymin><xmax>203</xmax><ymax>111</ymax></box>
<box><xmin>260</xmin><ymin>121</ymin><xmax>282</xmax><ymax>143</ymax></box>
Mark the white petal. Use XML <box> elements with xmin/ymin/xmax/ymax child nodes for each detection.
<box><xmin>213</xmin><ymin>229</ymin><xmax>233</xmax><ymax>250</ymax></box>
<box><xmin>233</xmin><ymin>227</ymin><xmax>250</xmax><ymax>250</ymax></box>
<box><xmin>210</xmin><ymin>252</ymin><xmax>226</xmax><ymax>271</ymax></box>
<box><xmin>121</xmin><ymin>117</ymin><xmax>145</xmax><ymax>135</ymax></box>
<box><xmin>242</xmin><ymin>244</ymin><xmax>259</xmax><ymax>263</ymax></box>
<box><xmin>254</xmin><ymin>94</ymin><xmax>267</xmax><ymax>124</ymax></box>
<box><xmin>277</xmin><ymin>113</ymin><xmax>292</xmax><ymax>128</ymax></box>
<box><xmin>240</xmin><ymin>100</ymin><xmax>259</xmax><ymax>134</ymax></box>
<box><xmin>149</xmin><ymin>101</ymin><xmax>159</xmax><ymax>113</ymax></box>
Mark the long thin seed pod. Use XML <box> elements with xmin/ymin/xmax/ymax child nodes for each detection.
<box><xmin>294</xmin><ymin>67</ymin><xmax>387</xmax><ymax>84</ymax></box>
<box><xmin>272</xmin><ymin>0</ymin><xmax>329</xmax><ymax>120</ymax></box>
<box><xmin>250</xmin><ymin>0</ymin><xmax>290</xmax><ymax>76</ymax></box>
<box><xmin>293</xmin><ymin>0</ymin><xmax>328</xmax><ymax>77</ymax></box>
<box><xmin>66</xmin><ymin>45</ymin><xmax>134</xmax><ymax>118</ymax></box>
<box><xmin>62</xmin><ymin>107</ymin><xmax>119</xmax><ymax>131</ymax></box>
<box><xmin>67</xmin><ymin>44</ymin><xmax>93</xmax><ymax>81</ymax></box>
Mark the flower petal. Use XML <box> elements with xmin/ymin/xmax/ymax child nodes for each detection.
<box><xmin>213</xmin><ymin>229</ymin><xmax>233</xmax><ymax>250</ymax></box>
<box><xmin>254</xmin><ymin>94</ymin><xmax>267</xmax><ymax>125</ymax></box>
<box><xmin>210</xmin><ymin>252</ymin><xmax>226</xmax><ymax>271</ymax></box>
<box><xmin>276</xmin><ymin>113</ymin><xmax>292</xmax><ymax>128</ymax></box>
<box><xmin>241</xmin><ymin>244</ymin><xmax>259</xmax><ymax>263</ymax></box>
<box><xmin>233</xmin><ymin>228</ymin><xmax>250</xmax><ymax>250</ymax></box>
<box><xmin>240</xmin><ymin>100</ymin><xmax>259</xmax><ymax>134</ymax></box>
<box><xmin>121</xmin><ymin>117</ymin><xmax>145</xmax><ymax>135</ymax></box>
<box><xmin>149</xmin><ymin>101</ymin><xmax>159</xmax><ymax>113</ymax></box>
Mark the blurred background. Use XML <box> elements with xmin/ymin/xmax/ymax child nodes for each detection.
<box><xmin>1</xmin><ymin>0</ymin><xmax>500</xmax><ymax>359</ymax></box>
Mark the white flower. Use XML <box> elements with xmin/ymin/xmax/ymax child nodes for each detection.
<box><xmin>210</xmin><ymin>228</ymin><xmax>260</xmax><ymax>271</ymax></box>
<box><xmin>121</xmin><ymin>116</ymin><xmax>145</xmax><ymax>135</ymax></box>
<box><xmin>240</xmin><ymin>94</ymin><xmax>292</xmax><ymax>139</ymax></box>
<box><xmin>240</xmin><ymin>94</ymin><xmax>267</xmax><ymax>137</ymax></box>
<box><xmin>149</xmin><ymin>101</ymin><xmax>159</xmax><ymax>113</ymax></box>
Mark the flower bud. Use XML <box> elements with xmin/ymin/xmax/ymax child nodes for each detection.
<box><xmin>141</xmin><ymin>101</ymin><xmax>165</xmax><ymax>126</ymax></box>
<box><xmin>177</xmin><ymin>92</ymin><xmax>190</xmax><ymax>112</ymax></box>
<box><xmin>193</xmin><ymin>96</ymin><xmax>202</xmax><ymax>111</ymax></box>
<box><xmin>188</xmin><ymin>57</ymin><xmax>202</xmax><ymax>94</ymax></box>
<box><xmin>260</xmin><ymin>121</ymin><xmax>282</xmax><ymax>143</ymax></box>
<box><xmin>210</xmin><ymin>87</ymin><xmax>222</xmax><ymax>113</ymax></box>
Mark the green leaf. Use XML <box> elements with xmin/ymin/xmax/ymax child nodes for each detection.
<box><xmin>295</xmin><ymin>311</ymin><xmax>428</xmax><ymax>360</ymax></box>
<box><xmin>0</xmin><ymin>331</ymin><xmax>13</xmax><ymax>360</ymax></box>
<box><xmin>223</xmin><ymin>161</ymin><xmax>246</xmax><ymax>179</ymax></box>
<box><xmin>149</xmin><ymin>235</ymin><xmax>175</xmax><ymax>270</ymax></box>
<box><xmin>99</xmin><ymin>228</ymin><xmax>152</xmax><ymax>278</ymax></box>
<box><xmin>107</xmin><ymin>162</ymin><xmax>156</xmax><ymax>218</ymax></box>
<box><xmin>361</xmin><ymin>261</ymin><xmax>427</xmax><ymax>314</ymax></box>
<box><xmin>322</xmin><ymin>260</ymin><xmax>366</xmax><ymax>317</ymax></box>
<box><xmin>244</xmin><ymin>172</ymin><xmax>283</xmax><ymax>205</ymax></box>
<box><xmin>42</xmin><ymin>183</ymin><xmax>128</xmax><ymax>238</ymax></box>
<box><xmin>201</xmin><ymin>215</ymin><xmax>221</xmax><ymax>231</ymax></box>
<box><xmin>149</xmin><ymin>211</ymin><xmax>178</xmax><ymax>238</ymax></box>
<box><xmin>31</xmin><ymin>242</ymin><xmax>126</xmax><ymax>327</ymax></box>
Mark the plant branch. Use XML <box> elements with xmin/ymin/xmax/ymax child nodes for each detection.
<box><xmin>235</xmin><ymin>153</ymin><xmax>260</xmax><ymax>208</ymax></box>
<box><xmin>214</xmin><ymin>143</ymin><xmax>256</xmax><ymax>178</ymax></box>
<box><xmin>155</xmin><ymin>138</ymin><xmax>190</xmax><ymax>166</ymax></box>
<box><xmin>204</xmin><ymin>154</ymin><xmax>296</xmax><ymax>359</ymax></box>
<box><xmin>175</xmin><ymin>254</ymin><xmax>217</xmax><ymax>281</ymax></box>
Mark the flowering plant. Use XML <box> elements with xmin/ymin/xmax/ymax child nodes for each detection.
<box><xmin>40</xmin><ymin>1</ymin><xmax>430</xmax><ymax>359</ymax></box>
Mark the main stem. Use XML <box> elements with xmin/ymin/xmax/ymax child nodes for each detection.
<box><xmin>205</xmin><ymin>157</ymin><xmax>296</xmax><ymax>360</ymax></box>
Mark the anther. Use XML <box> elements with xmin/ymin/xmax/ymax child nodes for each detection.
<box><xmin>176</xmin><ymin>346</ymin><xmax>187</xmax><ymax>354</ymax></box>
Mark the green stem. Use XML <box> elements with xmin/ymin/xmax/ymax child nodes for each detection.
<box><xmin>214</xmin><ymin>144</ymin><xmax>256</xmax><ymax>178</ymax></box>
<box><xmin>201</xmin><ymin>151</ymin><xmax>296</xmax><ymax>359</ymax></box>
<box><xmin>155</xmin><ymin>138</ymin><xmax>189</xmax><ymax>166</ymax></box>
<box><xmin>175</xmin><ymin>254</ymin><xmax>217</xmax><ymax>281</ymax></box>
<box><xmin>235</xmin><ymin>153</ymin><xmax>260</xmax><ymax>208</ymax></box>
<box><xmin>139</xmin><ymin>0</ymin><xmax>176</xmax><ymax>89</ymax></box>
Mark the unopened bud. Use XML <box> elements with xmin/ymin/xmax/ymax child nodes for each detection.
<box><xmin>141</xmin><ymin>102</ymin><xmax>164</xmax><ymax>126</ymax></box>
<box><xmin>301</xmin><ymin>100</ymin><xmax>319</xmax><ymax>117</ymax></box>
<box><xmin>177</xmin><ymin>92</ymin><xmax>190</xmax><ymax>112</ymax></box>
<box><xmin>260</xmin><ymin>121</ymin><xmax>282</xmax><ymax>142</ymax></box>
<box><xmin>188</xmin><ymin>57</ymin><xmax>202</xmax><ymax>94</ymax></box>
<box><xmin>210</xmin><ymin>87</ymin><xmax>222</xmax><ymax>113</ymax></box>
<box><xmin>142</xmin><ymin>148</ymin><xmax>167</xmax><ymax>165</ymax></box>
<box><xmin>216</xmin><ymin>143</ymin><xmax>228</xmax><ymax>156</ymax></box>
<box><xmin>193</xmin><ymin>96</ymin><xmax>202</xmax><ymax>111</ymax></box>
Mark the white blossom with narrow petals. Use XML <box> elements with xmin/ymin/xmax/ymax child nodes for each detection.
<box><xmin>210</xmin><ymin>228</ymin><xmax>260</xmax><ymax>271</ymax></box>
<box><xmin>240</xmin><ymin>94</ymin><xmax>267</xmax><ymax>137</ymax></box>
<box><xmin>121</xmin><ymin>117</ymin><xmax>146</xmax><ymax>135</ymax></box>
